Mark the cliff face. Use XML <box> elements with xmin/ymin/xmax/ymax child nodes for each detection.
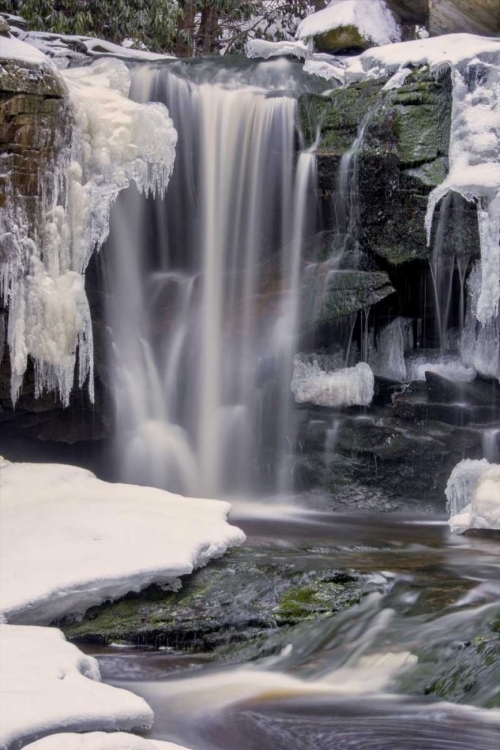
<box><xmin>389</xmin><ymin>0</ymin><xmax>500</xmax><ymax>36</ymax></box>
<box><xmin>299</xmin><ymin>69</ymin><xmax>479</xmax><ymax>267</ymax></box>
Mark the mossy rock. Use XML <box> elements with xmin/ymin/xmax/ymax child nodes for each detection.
<box><xmin>298</xmin><ymin>68</ymin><xmax>481</xmax><ymax>266</ymax></box>
<box><xmin>305</xmin><ymin>270</ymin><xmax>396</xmax><ymax>325</ymax></box>
<box><xmin>313</xmin><ymin>25</ymin><xmax>372</xmax><ymax>54</ymax></box>
<box><xmin>60</xmin><ymin>544</ymin><xmax>362</xmax><ymax>656</ymax></box>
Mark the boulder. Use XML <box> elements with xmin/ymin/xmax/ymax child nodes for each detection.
<box><xmin>429</xmin><ymin>0</ymin><xmax>500</xmax><ymax>37</ymax></box>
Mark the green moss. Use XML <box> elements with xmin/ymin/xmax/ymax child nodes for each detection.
<box><xmin>313</xmin><ymin>24</ymin><xmax>371</xmax><ymax>53</ymax></box>
<box><xmin>277</xmin><ymin>586</ymin><xmax>318</xmax><ymax>618</ymax></box>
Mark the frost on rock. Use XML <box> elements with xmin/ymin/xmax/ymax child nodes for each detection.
<box><xmin>291</xmin><ymin>356</ymin><xmax>374</xmax><ymax>407</ymax></box>
<box><xmin>446</xmin><ymin>459</ymin><xmax>500</xmax><ymax>532</ymax></box>
<box><xmin>296</xmin><ymin>0</ymin><xmax>401</xmax><ymax>47</ymax></box>
<box><xmin>0</xmin><ymin>459</ymin><xmax>244</xmax><ymax>624</ymax></box>
<box><xmin>0</xmin><ymin>624</ymin><xmax>154</xmax><ymax>750</ymax></box>
<box><xmin>0</xmin><ymin>56</ymin><xmax>177</xmax><ymax>406</ymax></box>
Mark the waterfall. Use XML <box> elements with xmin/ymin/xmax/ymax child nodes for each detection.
<box><xmin>104</xmin><ymin>60</ymin><xmax>317</xmax><ymax>498</ymax></box>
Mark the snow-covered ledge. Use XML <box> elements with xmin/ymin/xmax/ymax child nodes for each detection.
<box><xmin>0</xmin><ymin>459</ymin><xmax>244</xmax><ymax>749</ymax></box>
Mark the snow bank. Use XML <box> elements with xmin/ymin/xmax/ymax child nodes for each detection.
<box><xmin>296</xmin><ymin>0</ymin><xmax>401</xmax><ymax>47</ymax></box>
<box><xmin>25</xmin><ymin>734</ymin><xmax>187</xmax><ymax>750</ymax></box>
<box><xmin>0</xmin><ymin>459</ymin><xmax>245</xmax><ymax>624</ymax></box>
<box><xmin>406</xmin><ymin>354</ymin><xmax>476</xmax><ymax>383</ymax></box>
<box><xmin>446</xmin><ymin>459</ymin><xmax>500</xmax><ymax>531</ymax></box>
<box><xmin>0</xmin><ymin>34</ymin><xmax>58</xmax><ymax>69</ymax></box>
<box><xmin>291</xmin><ymin>357</ymin><xmax>374</xmax><ymax>407</ymax></box>
<box><xmin>7</xmin><ymin>27</ymin><xmax>175</xmax><ymax>67</ymax></box>
<box><xmin>0</xmin><ymin>625</ymin><xmax>154</xmax><ymax>750</ymax></box>
<box><xmin>1</xmin><ymin>57</ymin><xmax>177</xmax><ymax>406</ymax></box>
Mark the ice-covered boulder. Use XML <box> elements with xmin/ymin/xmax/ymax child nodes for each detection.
<box><xmin>446</xmin><ymin>458</ymin><xmax>500</xmax><ymax>531</ymax></box>
<box><xmin>0</xmin><ymin>459</ymin><xmax>245</xmax><ymax>624</ymax></box>
<box><xmin>297</xmin><ymin>1</ymin><xmax>401</xmax><ymax>53</ymax></box>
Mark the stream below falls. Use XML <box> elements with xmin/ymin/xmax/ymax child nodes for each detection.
<box><xmin>85</xmin><ymin>507</ymin><xmax>500</xmax><ymax>749</ymax></box>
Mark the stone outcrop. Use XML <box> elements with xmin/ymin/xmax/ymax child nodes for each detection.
<box><xmin>299</xmin><ymin>68</ymin><xmax>480</xmax><ymax>266</ymax></box>
<box><xmin>388</xmin><ymin>0</ymin><xmax>499</xmax><ymax>36</ymax></box>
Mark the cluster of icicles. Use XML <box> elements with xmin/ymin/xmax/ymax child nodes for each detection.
<box><xmin>425</xmin><ymin>58</ymin><xmax>500</xmax><ymax>382</ymax></box>
<box><xmin>0</xmin><ymin>58</ymin><xmax>177</xmax><ymax>405</ymax></box>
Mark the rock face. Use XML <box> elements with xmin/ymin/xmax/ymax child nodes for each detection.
<box><xmin>428</xmin><ymin>0</ymin><xmax>500</xmax><ymax>37</ymax></box>
<box><xmin>299</xmin><ymin>68</ymin><xmax>480</xmax><ymax>266</ymax></box>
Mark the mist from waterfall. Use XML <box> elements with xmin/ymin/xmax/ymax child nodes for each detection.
<box><xmin>104</xmin><ymin>60</ymin><xmax>318</xmax><ymax>498</ymax></box>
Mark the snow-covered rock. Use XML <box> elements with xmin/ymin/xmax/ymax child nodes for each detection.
<box><xmin>296</xmin><ymin>0</ymin><xmax>401</xmax><ymax>50</ymax></box>
<box><xmin>245</xmin><ymin>38</ymin><xmax>309</xmax><ymax>60</ymax></box>
<box><xmin>24</xmin><ymin>734</ymin><xmax>188</xmax><ymax>750</ymax></box>
<box><xmin>0</xmin><ymin>459</ymin><xmax>245</xmax><ymax>624</ymax></box>
<box><xmin>446</xmin><ymin>459</ymin><xmax>500</xmax><ymax>531</ymax></box>
<box><xmin>0</xmin><ymin>34</ymin><xmax>58</xmax><ymax>70</ymax></box>
<box><xmin>0</xmin><ymin>625</ymin><xmax>154</xmax><ymax>749</ymax></box>
<box><xmin>291</xmin><ymin>357</ymin><xmax>374</xmax><ymax>407</ymax></box>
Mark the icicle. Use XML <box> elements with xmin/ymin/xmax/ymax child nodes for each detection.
<box><xmin>0</xmin><ymin>58</ymin><xmax>177</xmax><ymax>405</ymax></box>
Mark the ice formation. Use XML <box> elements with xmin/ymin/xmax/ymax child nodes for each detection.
<box><xmin>406</xmin><ymin>353</ymin><xmax>476</xmax><ymax>383</ymax></box>
<box><xmin>296</xmin><ymin>0</ymin><xmax>401</xmax><ymax>47</ymax></box>
<box><xmin>0</xmin><ymin>50</ymin><xmax>177</xmax><ymax>406</ymax></box>
<box><xmin>291</xmin><ymin>357</ymin><xmax>374</xmax><ymax>407</ymax></box>
<box><xmin>368</xmin><ymin>318</ymin><xmax>413</xmax><ymax>381</ymax></box>
<box><xmin>25</xmin><ymin>735</ymin><xmax>188</xmax><ymax>750</ymax></box>
<box><xmin>0</xmin><ymin>459</ymin><xmax>245</xmax><ymax>624</ymax></box>
<box><xmin>460</xmin><ymin>261</ymin><xmax>500</xmax><ymax>380</ymax></box>
<box><xmin>245</xmin><ymin>38</ymin><xmax>309</xmax><ymax>60</ymax></box>
<box><xmin>446</xmin><ymin>459</ymin><xmax>500</xmax><ymax>531</ymax></box>
<box><xmin>0</xmin><ymin>624</ymin><xmax>154</xmax><ymax>749</ymax></box>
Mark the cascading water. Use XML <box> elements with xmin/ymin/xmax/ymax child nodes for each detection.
<box><xmin>104</xmin><ymin>60</ymin><xmax>318</xmax><ymax>498</ymax></box>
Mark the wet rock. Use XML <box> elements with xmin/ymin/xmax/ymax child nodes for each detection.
<box><xmin>309</xmin><ymin>270</ymin><xmax>396</xmax><ymax>324</ymax></box>
<box><xmin>297</xmin><ymin>408</ymin><xmax>482</xmax><ymax>503</ymax></box>
<box><xmin>425</xmin><ymin>371</ymin><xmax>500</xmax><ymax>410</ymax></box>
<box><xmin>299</xmin><ymin>69</ymin><xmax>481</xmax><ymax>266</ymax></box>
<box><xmin>60</xmin><ymin>544</ymin><xmax>362</xmax><ymax>654</ymax></box>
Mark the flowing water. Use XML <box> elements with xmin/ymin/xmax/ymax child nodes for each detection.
<box><xmin>104</xmin><ymin>58</ymin><xmax>321</xmax><ymax>498</ymax></box>
<box><xmin>90</xmin><ymin>510</ymin><xmax>500</xmax><ymax>750</ymax></box>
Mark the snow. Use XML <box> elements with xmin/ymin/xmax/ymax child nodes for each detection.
<box><xmin>291</xmin><ymin>357</ymin><xmax>374</xmax><ymax>407</ymax></box>
<box><xmin>8</xmin><ymin>28</ymin><xmax>175</xmax><ymax>67</ymax></box>
<box><xmin>406</xmin><ymin>354</ymin><xmax>476</xmax><ymax>383</ymax></box>
<box><xmin>0</xmin><ymin>34</ymin><xmax>57</xmax><ymax>70</ymax></box>
<box><xmin>1</xmin><ymin>57</ymin><xmax>177</xmax><ymax>406</ymax></box>
<box><xmin>0</xmin><ymin>459</ymin><xmax>245</xmax><ymax>624</ymax></box>
<box><xmin>245</xmin><ymin>38</ymin><xmax>309</xmax><ymax>60</ymax></box>
<box><xmin>25</xmin><ymin>735</ymin><xmax>188</xmax><ymax>750</ymax></box>
<box><xmin>446</xmin><ymin>459</ymin><xmax>500</xmax><ymax>532</ymax></box>
<box><xmin>303</xmin><ymin>58</ymin><xmax>346</xmax><ymax>83</ymax></box>
<box><xmin>296</xmin><ymin>0</ymin><xmax>401</xmax><ymax>47</ymax></box>
<box><xmin>0</xmin><ymin>624</ymin><xmax>154</xmax><ymax>749</ymax></box>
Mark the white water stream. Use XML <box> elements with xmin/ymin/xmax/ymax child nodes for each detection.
<box><xmin>104</xmin><ymin>61</ymin><xmax>317</xmax><ymax>497</ymax></box>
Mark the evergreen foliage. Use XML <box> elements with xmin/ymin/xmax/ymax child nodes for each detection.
<box><xmin>0</xmin><ymin>1</ymin><xmax>326</xmax><ymax>56</ymax></box>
